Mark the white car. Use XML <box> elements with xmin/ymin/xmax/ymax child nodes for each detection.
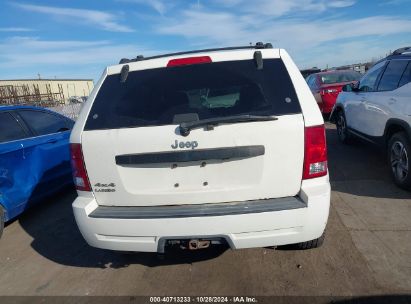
<box><xmin>70</xmin><ymin>43</ymin><xmax>330</xmax><ymax>253</ymax></box>
<box><xmin>331</xmin><ymin>47</ymin><xmax>411</xmax><ymax>189</ymax></box>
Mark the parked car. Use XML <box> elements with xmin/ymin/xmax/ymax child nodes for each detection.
<box><xmin>69</xmin><ymin>96</ymin><xmax>87</xmax><ymax>104</ymax></box>
<box><xmin>300</xmin><ymin>67</ymin><xmax>321</xmax><ymax>78</ymax></box>
<box><xmin>331</xmin><ymin>47</ymin><xmax>411</xmax><ymax>189</ymax></box>
<box><xmin>71</xmin><ymin>42</ymin><xmax>330</xmax><ymax>253</ymax></box>
<box><xmin>306</xmin><ymin>70</ymin><xmax>361</xmax><ymax>114</ymax></box>
<box><xmin>0</xmin><ymin>106</ymin><xmax>74</xmax><ymax>237</ymax></box>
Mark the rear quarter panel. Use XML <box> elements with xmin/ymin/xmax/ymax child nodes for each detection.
<box><xmin>280</xmin><ymin>50</ymin><xmax>323</xmax><ymax>127</ymax></box>
<box><xmin>70</xmin><ymin>69</ymin><xmax>108</xmax><ymax>145</ymax></box>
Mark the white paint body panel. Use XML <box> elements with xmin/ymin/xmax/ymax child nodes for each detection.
<box><xmin>71</xmin><ymin>47</ymin><xmax>330</xmax><ymax>252</ymax></box>
<box><xmin>81</xmin><ymin>114</ymin><xmax>304</xmax><ymax>206</ymax></box>
<box><xmin>336</xmin><ymin>81</ymin><xmax>411</xmax><ymax>137</ymax></box>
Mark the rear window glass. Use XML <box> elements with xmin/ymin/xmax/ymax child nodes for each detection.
<box><xmin>319</xmin><ymin>71</ymin><xmax>361</xmax><ymax>84</ymax></box>
<box><xmin>85</xmin><ymin>59</ymin><xmax>301</xmax><ymax>131</ymax></box>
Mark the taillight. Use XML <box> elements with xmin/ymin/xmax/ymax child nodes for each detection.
<box><xmin>70</xmin><ymin>143</ymin><xmax>91</xmax><ymax>191</ymax></box>
<box><xmin>167</xmin><ymin>56</ymin><xmax>212</xmax><ymax>67</ymax></box>
<box><xmin>303</xmin><ymin>125</ymin><xmax>327</xmax><ymax>179</ymax></box>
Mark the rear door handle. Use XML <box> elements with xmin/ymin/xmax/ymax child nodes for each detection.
<box><xmin>46</xmin><ymin>139</ymin><xmax>58</xmax><ymax>144</ymax></box>
<box><xmin>389</xmin><ymin>98</ymin><xmax>397</xmax><ymax>104</ymax></box>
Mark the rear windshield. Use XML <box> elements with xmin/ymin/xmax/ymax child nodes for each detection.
<box><xmin>319</xmin><ymin>71</ymin><xmax>361</xmax><ymax>84</ymax></box>
<box><xmin>85</xmin><ymin>59</ymin><xmax>301</xmax><ymax>130</ymax></box>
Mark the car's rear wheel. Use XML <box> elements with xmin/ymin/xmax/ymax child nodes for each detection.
<box><xmin>292</xmin><ymin>233</ymin><xmax>325</xmax><ymax>250</ymax></box>
<box><xmin>388</xmin><ymin>132</ymin><xmax>411</xmax><ymax>190</ymax></box>
<box><xmin>336</xmin><ymin>110</ymin><xmax>351</xmax><ymax>144</ymax></box>
<box><xmin>0</xmin><ymin>205</ymin><xmax>4</xmax><ymax>238</ymax></box>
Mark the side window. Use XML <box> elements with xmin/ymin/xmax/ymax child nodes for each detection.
<box><xmin>314</xmin><ymin>77</ymin><xmax>319</xmax><ymax>89</ymax></box>
<box><xmin>378</xmin><ymin>60</ymin><xmax>409</xmax><ymax>91</ymax></box>
<box><xmin>307</xmin><ymin>76</ymin><xmax>317</xmax><ymax>89</ymax></box>
<box><xmin>312</xmin><ymin>76</ymin><xmax>317</xmax><ymax>88</ymax></box>
<box><xmin>306</xmin><ymin>75</ymin><xmax>312</xmax><ymax>87</ymax></box>
<box><xmin>0</xmin><ymin>112</ymin><xmax>28</xmax><ymax>143</ymax></box>
<box><xmin>398</xmin><ymin>61</ymin><xmax>411</xmax><ymax>87</ymax></box>
<box><xmin>18</xmin><ymin>110</ymin><xmax>72</xmax><ymax>136</ymax></box>
<box><xmin>359</xmin><ymin>61</ymin><xmax>386</xmax><ymax>92</ymax></box>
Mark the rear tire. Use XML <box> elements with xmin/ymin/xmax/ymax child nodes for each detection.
<box><xmin>293</xmin><ymin>233</ymin><xmax>325</xmax><ymax>250</ymax></box>
<box><xmin>0</xmin><ymin>205</ymin><xmax>4</xmax><ymax>239</ymax></box>
<box><xmin>336</xmin><ymin>110</ymin><xmax>351</xmax><ymax>144</ymax></box>
<box><xmin>322</xmin><ymin>113</ymin><xmax>330</xmax><ymax>122</ymax></box>
<box><xmin>388</xmin><ymin>132</ymin><xmax>411</xmax><ymax>190</ymax></box>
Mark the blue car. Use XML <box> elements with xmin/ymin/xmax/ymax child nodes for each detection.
<box><xmin>0</xmin><ymin>106</ymin><xmax>74</xmax><ymax>237</ymax></box>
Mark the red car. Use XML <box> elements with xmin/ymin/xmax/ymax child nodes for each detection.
<box><xmin>306</xmin><ymin>70</ymin><xmax>361</xmax><ymax>114</ymax></box>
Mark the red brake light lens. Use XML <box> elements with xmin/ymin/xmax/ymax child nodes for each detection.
<box><xmin>303</xmin><ymin>125</ymin><xmax>328</xmax><ymax>179</ymax></box>
<box><xmin>70</xmin><ymin>143</ymin><xmax>91</xmax><ymax>191</ymax></box>
<box><xmin>167</xmin><ymin>56</ymin><xmax>212</xmax><ymax>67</ymax></box>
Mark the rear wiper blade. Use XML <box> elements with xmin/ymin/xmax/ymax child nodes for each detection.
<box><xmin>179</xmin><ymin>115</ymin><xmax>278</xmax><ymax>136</ymax></box>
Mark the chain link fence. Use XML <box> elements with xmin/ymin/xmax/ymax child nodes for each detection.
<box><xmin>47</xmin><ymin>103</ymin><xmax>83</xmax><ymax>121</ymax></box>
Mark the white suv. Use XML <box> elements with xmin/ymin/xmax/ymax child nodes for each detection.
<box><xmin>70</xmin><ymin>43</ymin><xmax>330</xmax><ymax>253</ymax></box>
<box><xmin>331</xmin><ymin>47</ymin><xmax>411</xmax><ymax>190</ymax></box>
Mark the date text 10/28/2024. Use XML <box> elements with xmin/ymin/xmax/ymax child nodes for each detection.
<box><xmin>149</xmin><ymin>297</ymin><xmax>258</xmax><ymax>303</ymax></box>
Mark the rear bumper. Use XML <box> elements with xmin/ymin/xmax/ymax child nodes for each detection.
<box><xmin>73</xmin><ymin>176</ymin><xmax>330</xmax><ymax>252</ymax></box>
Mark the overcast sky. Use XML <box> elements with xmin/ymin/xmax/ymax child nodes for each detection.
<box><xmin>1</xmin><ymin>0</ymin><xmax>411</xmax><ymax>80</ymax></box>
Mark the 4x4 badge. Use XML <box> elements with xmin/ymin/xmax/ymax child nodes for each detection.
<box><xmin>94</xmin><ymin>183</ymin><xmax>116</xmax><ymax>192</ymax></box>
<box><xmin>171</xmin><ymin>140</ymin><xmax>198</xmax><ymax>149</ymax></box>
<box><xmin>94</xmin><ymin>183</ymin><xmax>115</xmax><ymax>187</ymax></box>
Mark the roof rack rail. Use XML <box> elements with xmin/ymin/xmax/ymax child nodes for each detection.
<box><xmin>392</xmin><ymin>46</ymin><xmax>411</xmax><ymax>55</ymax></box>
<box><xmin>118</xmin><ymin>42</ymin><xmax>273</xmax><ymax>64</ymax></box>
